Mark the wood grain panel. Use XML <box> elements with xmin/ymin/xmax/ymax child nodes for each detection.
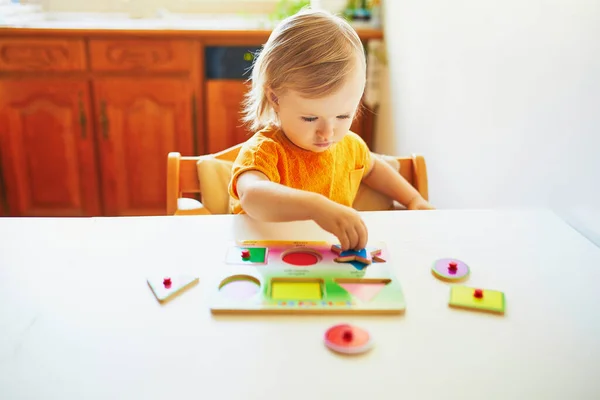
<box><xmin>0</xmin><ymin>79</ymin><xmax>101</xmax><ymax>216</ymax></box>
<box><xmin>205</xmin><ymin>80</ymin><xmax>252</xmax><ymax>154</ymax></box>
<box><xmin>0</xmin><ymin>39</ymin><xmax>86</xmax><ymax>71</ymax></box>
<box><xmin>89</xmin><ymin>39</ymin><xmax>193</xmax><ymax>72</ymax></box>
<box><xmin>93</xmin><ymin>78</ymin><xmax>195</xmax><ymax>216</ymax></box>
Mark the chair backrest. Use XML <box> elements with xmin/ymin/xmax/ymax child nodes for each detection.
<box><xmin>166</xmin><ymin>143</ymin><xmax>428</xmax><ymax>215</ymax></box>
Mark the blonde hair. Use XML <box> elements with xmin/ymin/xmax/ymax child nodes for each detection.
<box><xmin>242</xmin><ymin>8</ymin><xmax>367</xmax><ymax>131</ymax></box>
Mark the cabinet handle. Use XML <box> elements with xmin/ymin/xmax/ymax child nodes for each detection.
<box><xmin>100</xmin><ymin>100</ymin><xmax>109</xmax><ymax>139</ymax></box>
<box><xmin>78</xmin><ymin>92</ymin><xmax>87</xmax><ymax>139</ymax></box>
<box><xmin>191</xmin><ymin>93</ymin><xmax>198</xmax><ymax>153</ymax></box>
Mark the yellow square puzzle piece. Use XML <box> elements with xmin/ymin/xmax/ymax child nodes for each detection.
<box><xmin>449</xmin><ymin>285</ymin><xmax>505</xmax><ymax>314</ymax></box>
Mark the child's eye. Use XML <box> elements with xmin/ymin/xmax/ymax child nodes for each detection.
<box><xmin>337</xmin><ymin>115</ymin><xmax>350</xmax><ymax>120</ymax></box>
<box><xmin>302</xmin><ymin>116</ymin><xmax>318</xmax><ymax>122</ymax></box>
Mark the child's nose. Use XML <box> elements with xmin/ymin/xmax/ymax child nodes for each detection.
<box><xmin>318</xmin><ymin>123</ymin><xmax>334</xmax><ymax>139</ymax></box>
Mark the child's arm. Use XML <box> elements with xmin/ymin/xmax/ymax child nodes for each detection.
<box><xmin>236</xmin><ymin>170</ymin><xmax>322</xmax><ymax>221</ymax></box>
<box><xmin>237</xmin><ymin>170</ymin><xmax>369</xmax><ymax>250</ymax></box>
<box><xmin>362</xmin><ymin>156</ymin><xmax>434</xmax><ymax>210</ymax></box>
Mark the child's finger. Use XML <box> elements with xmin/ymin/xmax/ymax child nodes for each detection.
<box><xmin>347</xmin><ymin>227</ymin><xmax>359</xmax><ymax>251</ymax></box>
<box><xmin>357</xmin><ymin>220</ymin><xmax>368</xmax><ymax>250</ymax></box>
<box><xmin>337</xmin><ymin>230</ymin><xmax>350</xmax><ymax>251</ymax></box>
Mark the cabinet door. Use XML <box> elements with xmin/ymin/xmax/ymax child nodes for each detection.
<box><xmin>93</xmin><ymin>78</ymin><xmax>195</xmax><ymax>216</ymax></box>
<box><xmin>0</xmin><ymin>79</ymin><xmax>100</xmax><ymax>216</ymax></box>
<box><xmin>0</xmin><ymin>161</ymin><xmax>7</xmax><ymax>216</ymax></box>
<box><xmin>205</xmin><ymin>80</ymin><xmax>375</xmax><ymax>153</ymax></box>
<box><xmin>205</xmin><ymin>80</ymin><xmax>252</xmax><ymax>154</ymax></box>
<box><xmin>351</xmin><ymin>102</ymin><xmax>375</xmax><ymax>149</ymax></box>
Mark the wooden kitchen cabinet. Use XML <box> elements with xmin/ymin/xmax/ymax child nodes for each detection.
<box><xmin>0</xmin><ymin>79</ymin><xmax>101</xmax><ymax>216</ymax></box>
<box><xmin>93</xmin><ymin>78</ymin><xmax>196</xmax><ymax>216</ymax></box>
<box><xmin>205</xmin><ymin>80</ymin><xmax>253</xmax><ymax>154</ymax></box>
<box><xmin>0</xmin><ymin>28</ymin><xmax>382</xmax><ymax>217</ymax></box>
<box><xmin>351</xmin><ymin>104</ymin><xmax>375</xmax><ymax>149</ymax></box>
<box><xmin>205</xmin><ymin>80</ymin><xmax>373</xmax><ymax>153</ymax></box>
<box><xmin>0</xmin><ymin>158</ymin><xmax>7</xmax><ymax>216</ymax></box>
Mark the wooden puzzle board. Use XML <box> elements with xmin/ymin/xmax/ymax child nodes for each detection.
<box><xmin>210</xmin><ymin>240</ymin><xmax>406</xmax><ymax>314</ymax></box>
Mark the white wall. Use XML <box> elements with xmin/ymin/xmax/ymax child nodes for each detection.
<box><xmin>382</xmin><ymin>0</ymin><xmax>600</xmax><ymax>217</ymax></box>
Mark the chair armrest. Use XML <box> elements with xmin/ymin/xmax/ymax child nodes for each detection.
<box><xmin>392</xmin><ymin>201</ymin><xmax>407</xmax><ymax>211</ymax></box>
<box><xmin>167</xmin><ymin>152</ymin><xmax>182</xmax><ymax>215</ymax></box>
<box><xmin>175</xmin><ymin>198</ymin><xmax>212</xmax><ymax>216</ymax></box>
<box><xmin>411</xmin><ymin>154</ymin><xmax>429</xmax><ymax>201</ymax></box>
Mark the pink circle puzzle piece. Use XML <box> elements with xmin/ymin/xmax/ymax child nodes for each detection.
<box><xmin>432</xmin><ymin>258</ymin><xmax>470</xmax><ymax>282</ymax></box>
<box><xmin>324</xmin><ymin>324</ymin><xmax>373</xmax><ymax>355</ymax></box>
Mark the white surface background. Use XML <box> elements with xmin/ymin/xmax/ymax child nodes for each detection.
<box><xmin>1</xmin><ymin>210</ymin><xmax>600</xmax><ymax>399</ymax></box>
<box><xmin>375</xmin><ymin>0</ymin><xmax>600</xmax><ymax>244</ymax></box>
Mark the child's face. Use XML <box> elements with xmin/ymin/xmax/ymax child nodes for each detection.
<box><xmin>274</xmin><ymin>66</ymin><xmax>365</xmax><ymax>153</ymax></box>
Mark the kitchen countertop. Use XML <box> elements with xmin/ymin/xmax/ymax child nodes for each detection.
<box><xmin>0</xmin><ymin>11</ymin><xmax>383</xmax><ymax>39</ymax></box>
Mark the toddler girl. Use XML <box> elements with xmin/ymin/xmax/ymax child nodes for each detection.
<box><xmin>228</xmin><ymin>8</ymin><xmax>433</xmax><ymax>251</ymax></box>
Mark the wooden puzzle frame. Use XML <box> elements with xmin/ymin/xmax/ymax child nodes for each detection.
<box><xmin>210</xmin><ymin>240</ymin><xmax>406</xmax><ymax>315</ymax></box>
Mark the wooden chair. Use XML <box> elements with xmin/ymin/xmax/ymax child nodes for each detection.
<box><xmin>166</xmin><ymin>143</ymin><xmax>429</xmax><ymax>215</ymax></box>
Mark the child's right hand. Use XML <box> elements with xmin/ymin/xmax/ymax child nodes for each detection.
<box><xmin>313</xmin><ymin>198</ymin><xmax>368</xmax><ymax>251</ymax></box>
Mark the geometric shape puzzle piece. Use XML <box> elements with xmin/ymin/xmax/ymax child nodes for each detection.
<box><xmin>324</xmin><ymin>323</ymin><xmax>373</xmax><ymax>355</ymax></box>
<box><xmin>370</xmin><ymin>248</ymin><xmax>386</xmax><ymax>263</ymax></box>
<box><xmin>331</xmin><ymin>245</ymin><xmax>385</xmax><ymax>270</ymax></box>
<box><xmin>448</xmin><ymin>285</ymin><xmax>505</xmax><ymax>314</ymax></box>
<box><xmin>271</xmin><ymin>280</ymin><xmax>323</xmax><ymax>300</ymax></box>
<box><xmin>432</xmin><ymin>258</ymin><xmax>470</xmax><ymax>282</ymax></box>
<box><xmin>147</xmin><ymin>274</ymin><xmax>199</xmax><ymax>304</ymax></box>
<box><xmin>347</xmin><ymin>260</ymin><xmax>369</xmax><ymax>271</ymax></box>
<box><xmin>333</xmin><ymin>246</ymin><xmax>370</xmax><ymax>263</ymax></box>
<box><xmin>226</xmin><ymin>246</ymin><xmax>267</xmax><ymax>265</ymax></box>
<box><xmin>335</xmin><ymin>247</ymin><xmax>371</xmax><ymax>264</ymax></box>
<box><xmin>337</xmin><ymin>282</ymin><xmax>387</xmax><ymax>303</ymax></box>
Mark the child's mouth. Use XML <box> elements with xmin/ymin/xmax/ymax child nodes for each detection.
<box><xmin>314</xmin><ymin>142</ymin><xmax>331</xmax><ymax>148</ymax></box>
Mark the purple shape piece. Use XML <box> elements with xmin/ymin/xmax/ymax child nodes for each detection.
<box><xmin>432</xmin><ymin>258</ymin><xmax>469</xmax><ymax>279</ymax></box>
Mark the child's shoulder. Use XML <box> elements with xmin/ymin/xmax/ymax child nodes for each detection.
<box><xmin>236</xmin><ymin>126</ymin><xmax>286</xmax><ymax>159</ymax></box>
<box><xmin>339</xmin><ymin>130</ymin><xmax>370</xmax><ymax>152</ymax></box>
<box><xmin>255</xmin><ymin>124</ymin><xmax>287</xmax><ymax>142</ymax></box>
<box><xmin>342</xmin><ymin>130</ymin><xmax>367</xmax><ymax>143</ymax></box>
<box><xmin>334</xmin><ymin>131</ymin><xmax>371</xmax><ymax>168</ymax></box>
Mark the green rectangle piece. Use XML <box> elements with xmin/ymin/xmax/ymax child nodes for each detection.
<box><xmin>246</xmin><ymin>247</ymin><xmax>266</xmax><ymax>263</ymax></box>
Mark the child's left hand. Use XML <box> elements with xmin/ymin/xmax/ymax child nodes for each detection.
<box><xmin>408</xmin><ymin>196</ymin><xmax>435</xmax><ymax>210</ymax></box>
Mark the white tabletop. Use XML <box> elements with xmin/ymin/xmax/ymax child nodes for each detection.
<box><xmin>1</xmin><ymin>209</ymin><xmax>600</xmax><ymax>400</ymax></box>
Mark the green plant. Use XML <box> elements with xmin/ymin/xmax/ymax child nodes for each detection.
<box><xmin>268</xmin><ymin>0</ymin><xmax>311</xmax><ymax>22</ymax></box>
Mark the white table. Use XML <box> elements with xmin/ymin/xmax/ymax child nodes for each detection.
<box><xmin>1</xmin><ymin>209</ymin><xmax>600</xmax><ymax>400</ymax></box>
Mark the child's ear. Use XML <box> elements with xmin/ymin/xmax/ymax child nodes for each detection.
<box><xmin>266</xmin><ymin>88</ymin><xmax>280</xmax><ymax>112</ymax></box>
